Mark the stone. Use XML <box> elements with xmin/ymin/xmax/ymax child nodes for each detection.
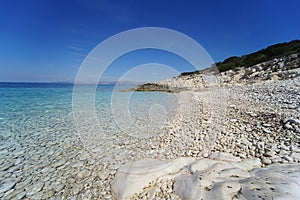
<box><xmin>41</xmin><ymin>167</ymin><xmax>55</xmax><ymax>173</ymax></box>
<box><xmin>51</xmin><ymin>159</ymin><xmax>66</xmax><ymax>168</ymax></box>
<box><xmin>262</xmin><ymin>123</ymin><xmax>272</xmax><ymax>127</ymax></box>
<box><xmin>50</xmin><ymin>182</ymin><xmax>65</xmax><ymax>192</ymax></box>
<box><xmin>230</xmin><ymin>119</ymin><xmax>238</xmax><ymax>123</ymax></box>
<box><xmin>279</xmin><ymin>145</ymin><xmax>290</xmax><ymax>151</ymax></box>
<box><xmin>291</xmin><ymin>153</ymin><xmax>300</xmax><ymax>161</ymax></box>
<box><xmin>284</xmin><ymin>123</ymin><xmax>293</xmax><ymax>130</ymax></box>
<box><xmin>42</xmin><ymin>190</ymin><xmax>55</xmax><ymax>199</ymax></box>
<box><xmin>291</xmin><ymin>146</ymin><xmax>300</xmax><ymax>153</ymax></box>
<box><xmin>263</xmin><ymin>152</ymin><xmax>275</xmax><ymax>157</ymax></box>
<box><xmin>0</xmin><ymin>162</ymin><xmax>14</xmax><ymax>171</ymax></box>
<box><xmin>16</xmin><ymin>191</ymin><xmax>26</xmax><ymax>200</ymax></box>
<box><xmin>282</xmin><ymin>155</ymin><xmax>293</xmax><ymax>162</ymax></box>
<box><xmin>238</xmin><ymin>153</ymin><xmax>247</xmax><ymax>159</ymax></box>
<box><xmin>72</xmin><ymin>184</ymin><xmax>83</xmax><ymax>195</ymax></box>
<box><xmin>77</xmin><ymin>170</ymin><xmax>91</xmax><ymax>179</ymax></box>
<box><xmin>209</xmin><ymin>152</ymin><xmax>241</xmax><ymax>162</ymax></box>
<box><xmin>0</xmin><ymin>182</ymin><xmax>16</xmax><ymax>194</ymax></box>
<box><xmin>262</xmin><ymin>128</ymin><xmax>272</xmax><ymax>134</ymax></box>
<box><xmin>262</xmin><ymin>158</ymin><xmax>272</xmax><ymax>165</ymax></box>
<box><xmin>111</xmin><ymin>157</ymin><xmax>195</xmax><ymax>200</ymax></box>
<box><xmin>26</xmin><ymin>182</ymin><xmax>44</xmax><ymax>196</ymax></box>
<box><xmin>288</xmin><ymin>118</ymin><xmax>300</xmax><ymax>125</ymax></box>
<box><xmin>72</xmin><ymin>161</ymin><xmax>84</xmax><ymax>168</ymax></box>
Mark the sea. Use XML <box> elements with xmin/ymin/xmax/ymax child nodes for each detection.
<box><xmin>0</xmin><ymin>81</ymin><xmax>179</xmax><ymax>147</ymax></box>
<box><xmin>0</xmin><ymin>82</ymin><xmax>180</xmax><ymax>198</ymax></box>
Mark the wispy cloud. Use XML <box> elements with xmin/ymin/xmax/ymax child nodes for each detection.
<box><xmin>69</xmin><ymin>46</ymin><xmax>85</xmax><ymax>51</ymax></box>
<box><xmin>68</xmin><ymin>51</ymin><xmax>87</xmax><ymax>57</ymax></box>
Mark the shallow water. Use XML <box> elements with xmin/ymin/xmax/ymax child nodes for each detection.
<box><xmin>0</xmin><ymin>82</ymin><xmax>178</xmax><ymax>150</ymax></box>
<box><xmin>0</xmin><ymin>82</ymin><xmax>179</xmax><ymax>198</ymax></box>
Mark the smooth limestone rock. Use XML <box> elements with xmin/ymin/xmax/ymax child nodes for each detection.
<box><xmin>112</xmin><ymin>153</ymin><xmax>300</xmax><ymax>200</ymax></box>
<box><xmin>111</xmin><ymin>157</ymin><xmax>195</xmax><ymax>200</ymax></box>
<box><xmin>176</xmin><ymin>161</ymin><xmax>300</xmax><ymax>200</ymax></box>
<box><xmin>209</xmin><ymin>152</ymin><xmax>241</xmax><ymax>162</ymax></box>
<box><xmin>174</xmin><ymin>157</ymin><xmax>261</xmax><ymax>200</ymax></box>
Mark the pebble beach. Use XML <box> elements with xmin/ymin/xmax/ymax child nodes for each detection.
<box><xmin>0</xmin><ymin>56</ymin><xmax>300</xmax><ymax>199</ymax></box>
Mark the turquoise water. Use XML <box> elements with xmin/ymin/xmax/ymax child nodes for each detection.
<box><xmin>0</xmin><ymin>81</ymin><xmax>179</xmax><ymax>199</ymax></box>
<box><xmin>0</xmin><ymin>82</ymin><xmax>180</xmax><ymax>198</ymax></box>
<box><xmin>0</xmin><ymin>82</ymin><xmax>178</xmax><ymax>146</ymax></box>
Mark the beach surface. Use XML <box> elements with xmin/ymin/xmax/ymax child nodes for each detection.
<box><xmin>112</xmin><ymin>74</ymin><xmax>300</xmax><ymax>199</ymax></box>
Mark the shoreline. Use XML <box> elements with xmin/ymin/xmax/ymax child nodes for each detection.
<box><xmin>0</xmin><ymin>57</ymin><xmax>299</xmax><ymax>199</ymax></box>
<box><xmin>112</xmin><ymin>75</ymin><xmax>300</xmax><ymax>199</ymax></box>
<box><xmin>1</xmin><ymin>76</ymin><xmax>299</xmax><ymax>199</ymax></box>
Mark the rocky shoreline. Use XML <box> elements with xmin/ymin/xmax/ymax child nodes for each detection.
<box><xmin>130</xmin><ymin>53</ymin><xmax>300</xmax><ymax>92</ymax></box>
<box><xmin>112</xmin><ymin>75</ymin><xmax>300</xmax><ymax>199</ymax></box>
<box><xmin>111</xmin><ymin>54</ymin><xmax>300</xmax><ymax>199</ymax></box>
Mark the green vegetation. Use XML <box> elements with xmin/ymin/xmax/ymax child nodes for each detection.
<box><xmin>216</xmin><ymin>40</ymin><xmax>300</xmax><ymax>72</ymax></box>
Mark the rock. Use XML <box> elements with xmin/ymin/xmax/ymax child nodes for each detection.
<box><xmin>238</xmin><ymin>153</ymin><xmax>247</xmax><ymax>159</ymax></box>
<box><xmin>284</xmin><ymin>123</ymin><xmax>293</xmax><ymax>130</ymax></box>
<box><xmin>288</xmin><ymin>118</ymin><xmax>300</xmax><ymax>125</ymax></box>
<box><xmin>263</xmin><ymin>152</ymin><xmax>275</xmax><ymax>157</ymax></box>
<box><xmin>72</xmin><ymin>184</ymin><xmax>83</xmax><ymax>195</ymax></box>
<box><xmin>51</xmin><ymin>159</ymin><xmax>66</xmax><ymax>168</ymax></box>
<box><xmin>230</xmin><ymin>119</ymin><xmax>238</xmax><ymax>123</ymax></box>
<box><xmin>0</xmin><ymin>162</ymin><xmax>14</xmax><ymax>171</ymax></box>
<box><xmin>229</xmin><ymin>104</ymin><xmax>236</xmax><ymax>109</ymax></box>
<box><xmin>291</xmin><ymin>146</ymin><xmax>300</xmax><ymax>153</ymax></box>
<box><xmin>111</xmin><ymin>157</ymin><xmax>195</xmax><ymax>200</ymax></box>
<box><xmin>50</xmin><ymin>182</ymin><xmax>65</xmax><ymax>192</ymax></box>
<box><xmin>209</xmin><ymin>152</ymin><xmax>241</xmax><ymax>162</ymax></box>
<box><xmin>279</xmin><ymin>145</ymin><xmax>290</xmax><ymax>151</ymax></box>
<box><xmin>282</xmin><ymin>155</ymin><xmax>293</xmax><ymax>162</ymax></box>
<box><xmin>262</xmin><ymin>128</ymin><xmax>272</xmax><ymax>134</ymax></box>
<box><xmin>41</xmin><ymin>190</ymin><xmax>55</xmax><ymax>199</ymax></box>
<box><xmin>0</xmin><ymin>182</ymin><xmax>16</xmax><ymax>194</ymax></box>
<box><xmin>14</xmin><ymin>158</ymin><xmax>23</xmax><ymax>165</ymax></box>
<box><xmin>29</xmin><ymin>191</ymin><xmax>43</xmax><ymax>199</ymax></box>
<box><xmin>14</xmin><ymin>191</ymin><xmax>26</xmax><ymax>200</ymax></box>
<box><xmin>41</xmin><ymin>167</ymin><xmax>55</xmax><ymax>173</ymax></box>
<box><xmin>262</xmin><ymin>123</ymin><xmax>272</xmax><ymax>127</ymax></box>
<box><xmin>209</xmin><ymin>181</ymin><xmax>242</xmax><ymax>199</ymax></box>
<box><xmin>174</xmin><ymin>158</ymin><xmax>300</xmax><ymax>200</ymax></box>
<box><xmin>72</xmin><ymin>161</ymin><xmax>84</xmax><ymax>168</ymax></box>
<box><xmin>250</xmin><ymin>113</ymin><xmax>258</xmax><ymax>117</ymax></box>
<box><xmin>26</xmin><ymin>182</ymin><xmax>44</xmax><ymax>196</ymax></box>
<box><xmin>77</xmin><ymin>170</ymin><xmax>91</xmax><ymax>179</ymax></box>
<box><xmin>291</xmin><ymin>153</ymin><xmax>300</xmax><ymax>161</ymax></box>
<box><xmin>270</xmin><ymin>156</ymin><xmax>282</xmax><ymax>163</ymax></box>
<box><xmin>262</xmin><ymin>158</ymin><xmax>272</xmax><ymax>165</ymax></box>
<box><xmin>174</xmin><ymin>172</ymin><xmax>204</xmax><ymax>200</ymax></box>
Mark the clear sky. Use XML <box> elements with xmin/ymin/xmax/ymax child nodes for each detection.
<box><xmin>0</xmin><ymin>0</ymin><xmax>299</xmax><ymax>82</ymax></box>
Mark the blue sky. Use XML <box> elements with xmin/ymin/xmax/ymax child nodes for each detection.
<box><xmin>0</xmin><ymin>0</ymin><xmax>299</xmax><ymax>82</ymax></box>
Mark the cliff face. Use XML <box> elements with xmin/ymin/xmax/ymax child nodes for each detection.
<box><xmin>131</xmin><ymin>52</ymin><xmax>300</xmax><ymax>92</ymax></box>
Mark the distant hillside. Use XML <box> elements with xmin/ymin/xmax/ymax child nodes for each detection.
<box><xmin>128</xmin><ymin>40</ymin><xmax>300</xmax><ymax>92</ymax></box>
<box><xmin>216</xmin><ymin>40</ymin><xmax>300</xmax><ymax>72</ymax></box>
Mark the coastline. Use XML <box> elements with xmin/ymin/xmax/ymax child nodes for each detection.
<box><xmin>0</xmin><ymin>55</ymin><xmax>299</xmax><ymax>199</ymax></box>
<box><xmin>112</xmin><ymin>75</ymin><xmax>300</xmax><ymax>199</ymax></box>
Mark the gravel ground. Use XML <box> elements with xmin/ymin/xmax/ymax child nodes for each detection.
<box><xmin>130</xmin><ymin>76</ymin><xmax>300</xmax><ymax>199</ymax></box>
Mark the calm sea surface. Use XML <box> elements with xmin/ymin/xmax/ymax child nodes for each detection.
<box><xmin>0</xmin><ymin>82</ymin><xmax>180</xmax><ymax>198</ymax></box>
<box><xmin>0</xmin><ymin>82</ymin><xmax>178</xmax><ymax>151</ymax></box>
